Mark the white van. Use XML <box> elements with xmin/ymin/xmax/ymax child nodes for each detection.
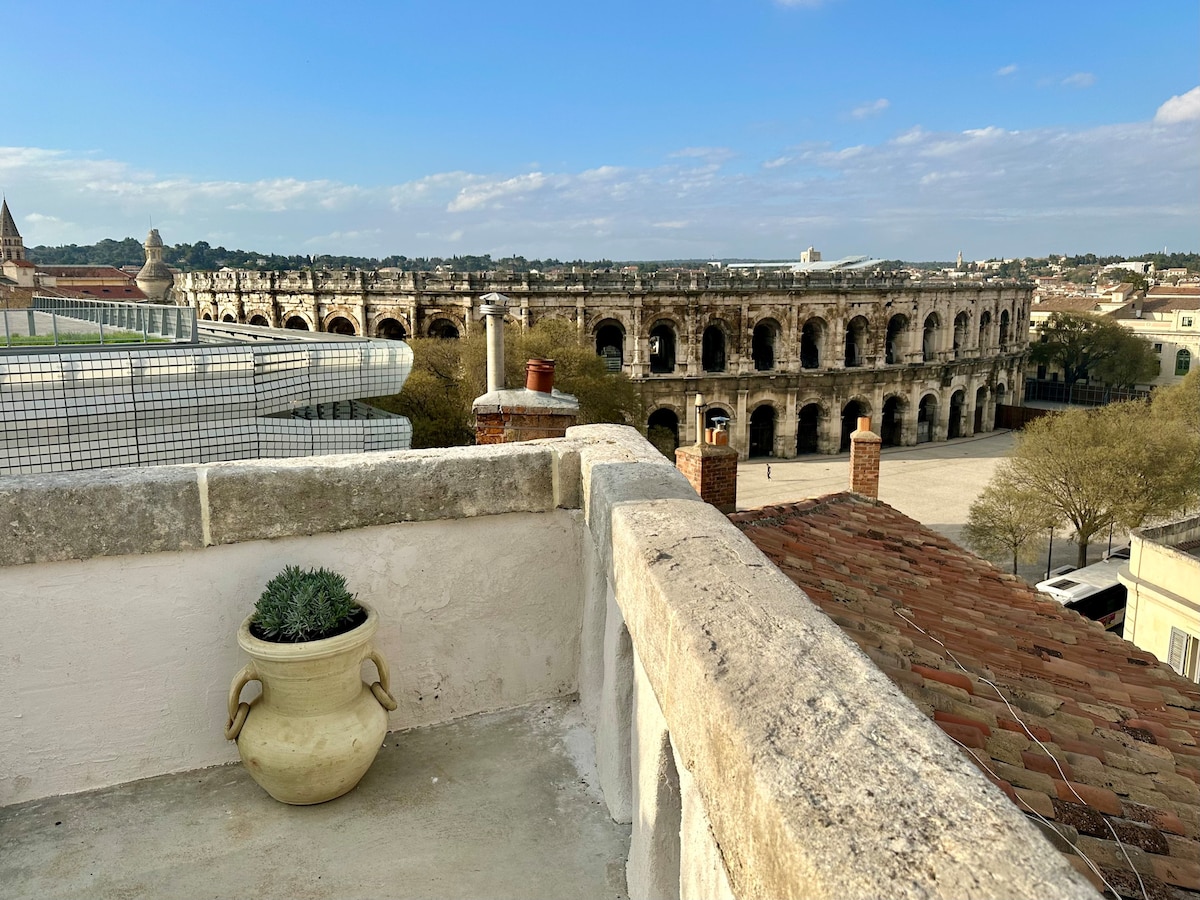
<box><xmin>1035</xmin><ymin>556</ymin><xmax>1127</xmax><ymax>632</ymax></box>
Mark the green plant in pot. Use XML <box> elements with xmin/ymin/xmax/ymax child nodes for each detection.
<box><xmin>225</xmin><ymin>565</ymin><xmax>397</xmax><ymax>805</ymax></box>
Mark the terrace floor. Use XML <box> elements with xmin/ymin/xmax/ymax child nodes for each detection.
<box><xmin>0</xmin><ymin>699</ymin><xmax>630</xmax><ymax>900</ymax></box>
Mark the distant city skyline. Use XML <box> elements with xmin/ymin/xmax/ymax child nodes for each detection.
<box><xmin>2</xmin><ymin>0</ymin><xmax>1197</xmax><ymax>261</ymax></box>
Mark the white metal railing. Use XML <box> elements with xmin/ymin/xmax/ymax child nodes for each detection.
<box><xmin>7</xmin><ymin>296</ymin><xmax>200</xmax><ymax>346</ymax></box>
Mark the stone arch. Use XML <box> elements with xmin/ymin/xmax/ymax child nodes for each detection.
<box><xmin>284</xmin><ymin>315</ymin><xmax>311</xmax><ymax>331</ymax></box>
<box><xmin>917</xmin><ymin>392</ymin><xmax>938</xmax><ymax>442</ymax></box>
<box><xmin>752</xmin><ymin>317</ymin><xmax>782</xmax><ymax>371</ymax></box>
<box><xmin>953</xmin><ymin>311</ymin><xmax>970</xmax><ymax>358</ymax></box>
<box><xmin>594</xmin><ymin>318</ymin><xmax>626</xmax><ymax>372</ymax></box>
<box><xmin>648</xmin><ymin>318</ymin><xmax>679</xmax><ymax>374</ymax></box>
<box><xmin>994</xmin><ymin>382</ymin><xmax>1008</xmax><ymax>428</ymax></box>
<box><xmin>947</xmin><ymin>388</ymin><xmax>967</xmax><ymax>439</ymax></box>
<box><xmin>881</xmin><ymin>393</ymin><xmax>908</xmax><ymax>447</ymax></box>
<box><xmin>647</xmin><ymin>406</ymin><xmax>681</xmax><ymax>454</ymax></box>
<box><xmin>800</xmin><ymin>316</ymin><xmax>827</xmax><ymax>369</ymax></box>
<box><xmin>202</xmin><ymin>312</ymin><xmax>213</xmax><ymax>321</ymax></box>
<box><xmin>999</xmin><ymin>309</ymin><xmax>1011</xmax><ymax>350</ymax></box>
<box><xmin>428</xmin><ymin>317</ymin><xmax>461</xmax><ymax>339</ymax></box>
<box><xmin>221</xmin><ymin>314</ymin><xmax>236</xmax><ymax>323</ymax></box>
<box><xmin>375</xmin><ymin>317</ymin><xmax>408</xmax><ymax>340</ymax></box>
<box><xmin>922</xmin><ymin>312</ymin><xmax>941</xmax><ymax>362</ymax></box>
<box><xmin>325</xmin><ymin>314</ymin><xmax>357</xmax><ymax>335</ymax></box>
<box><xmin>885</xmin><ymin>314</ymin><xmax>909</xmax><ymax>364</ymax></box>
<box><xmin>702</xmin><ymin>321</ymin><xmax>728</xmax><ymax>373</ymax></box>
<box><xmin>249</xmin><ymin>314</ymin><xmax>270</xmax><ymax>327</ymax></box>
<box><xmin>796</xmin><ymin>401</ymin><xmax>825</xmax><ymax>454</ymax></box>
<box><xmin>844</xmin><ymin>315</ymin><xmax>869</xmax><ymax>367</ymax></box>
<box><xmin>840</xmin><ymin>397</ymin><xmax>871</xmax><ymax>451</ymax></box>
<box><xmin>749</xmin><ymin>403</ymin><xmax>777</xmax><ymax>458</ymax></box>
<box><xmin>974</xmin><ymin>385</ymin><xmax>989</xmax><ymax>434</ymax></box>
<box><xmin>979</xmin><ymin>311</ymin><xmax>992</xmax><ymax>351</ymax></box>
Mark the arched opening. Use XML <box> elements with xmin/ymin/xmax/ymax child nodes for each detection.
<box><xmin>974</xmin><ymin>386</ymin><xmax>988</xmax><ymax>433</ymax></box>
<box><xmin>249</xmin><ymin>314</ymin><xmax>270</xmax><ymax>327</ymax></box>
<box><xmin>649</xmin><ymin>322</ymin><xmax>677</xmax><ymax>374</ymax></box>
<box><xmin>326</xmin><ymin>316</ymin><xmax>356</xmax><ymax>335</ymax></box>
<box><xmin>885</xmin><ymin>315</ymin><xmax>908</xmax><ymax>364</ymax></box>
<box><xmin>948</xmin><ymin>389</ymin><xmax>966</xmax><ymax>439</ymax></box>
<box><xmin>702</xmin><ymin>325</ymin><xmax>726</xmax><ymax>373</ymax></box>
<box><xmin>752</xmin><ymin>320</ymin><xmax>779</xmax><ymax>371</ymax></box>
<box><xmin>221</xmin><ymin>314</ymin><xmax>235</xmax><ymax>323</ymax></box>
<box><xmin>840</xmin><ymin>400</ymin><xmax>866</xmax><ymax>451</ymax></box>
<box><xmin>994</xmin><ymin>383</ymin><xmax>1007</xmax><ymax>428</ymax></box>
<box><xmin>284</xmin><ymin>316</ymin><xmax>310</xmax><ymax>331</ymax></box>
<box><xmin>1176</xmin><ymin>348</ymin><xmax>1191</xmax><ymax>376</ymax></box>
<box><xmin>797</xmin><ymin>403</ymin><xmax>821</xmax><ymax>454</ymax></box>
<box><xmin>647</xmin><ymin>408</ymin><xmax>680</xmax><ymax>456</ymax></box>
<box><xmin>999</xmin><ymin>310</ymin><xmax>1011</xmax><ymax>351</ymax></box>
<box><xmin>595</xmin><ymin>320</ymin><xmax>625</xmax><ymax>372</ymax></box>
<box><xmin>917</xmin><ymin>394</ymin><xmax>937</xmax><ymax>443</ymax></box>
<box><xmin>801</xmin><ymin>318</ymin><xmax>825</xmax><ymax>369</ymax></box>
<box><xmin>202</xmin><ymin>312</ymin><xmax>213</xmax><ymax>321</ymax></box>
<box><xmin>978</xmin><ymin>311</ymin><xmax>992</xmax><ymax>351</ymax></box>
<box><xmin>749</xmin><ymin>405</ymin><xmax>776</xmax><ymax>458</ymax></box>
<box><xmin>922</xmin><ymin>313</ymin><xmax>940</xmax><ymax>362</ymax></box>
<box><xmin>844</xmin><ymin>316</ymin><xmax>868</xmax><ymax>367</ymax></box>
<box><xmin>881</xmin><ymin>396</ymin><xmax>904</xmax><ymax>446</ymax></box>
<box><xmin>953</xmin><ymin>312</ymin><xmax>969</xmax><ymax>358</ymax></box>
<box><xmin>376</xmin><ymin>318</ymin><xmax>407</xmax><ymax>340</ymax></box>
<box><xmin>429</xmin><ymin>318</ymin><xmax>460</xmax><ymax>339</ymax></box>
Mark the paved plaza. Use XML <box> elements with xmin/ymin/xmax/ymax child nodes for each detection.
<box><xmin>736</xmin><ymin>430</ymin><xmax>1122</xmax><ymax>585</ymax></box>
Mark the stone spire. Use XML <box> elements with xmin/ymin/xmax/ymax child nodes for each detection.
<box><xmin>1</xmin><ymin>198</ymin><xmax>26</xmax><ymax>262</ymax></box>
<box><xmin>135</xmin><ymin>227</ymin><xmax>174</xmax><ymax>302</ymax></box>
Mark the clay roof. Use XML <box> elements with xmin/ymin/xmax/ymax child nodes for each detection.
<box><xmin>3</xmin><ymin>258</ymin><xmax>35</xmax><ymax>268</ymax></box>
<box><xmin>48</xmin><ymin>284</ymin><xmax>148</xmax><ymax>300</ymax></box>
<box><xmin>1032</xmin><ymin>296</ymin><xmax>1103</xmax><ymax>314</ymax></box>
<box><xmin>34</xmin><ymin>265</ymin><xmax>133</xmax><ymax>279</ymax></box>
<box><xmin>1111</xmin><ymin>297</ymin><xmax>1200</xmax><ymax>319</ymax></box>
<box><xmin>732</xmin><ymin>494</ymin><xmax>1200</xmax><ymax>898</ymax></box>
<box><xmin>1150</xmin><ymin>286</ymin><xmax>1200</xmax><ymax>297</ymax></box>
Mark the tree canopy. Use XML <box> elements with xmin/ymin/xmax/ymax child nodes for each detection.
<box><xmin>963</xmin><ymin>464</ymin><xmax>1059</xmax><ymax>574</ymax></box>
<box><xmin>996</xmin><ymin>386</ymin><xmax>1199</xmax><ymax>568</ymax></box>
<box><xmin>1029</xmin><ymin>312</ymin><xmax>1158</xmax><ymax>389</ymax></box>
<box><xmin>367</xmin><ymin>319</ymin><xmax>644</xmax><ymax>448</ymax></box>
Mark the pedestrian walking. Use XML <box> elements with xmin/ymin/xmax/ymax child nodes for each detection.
<box><xmin>766</xmin><ymin>464</ymin><xmax>772</xmax><ymax>480</ymax></box>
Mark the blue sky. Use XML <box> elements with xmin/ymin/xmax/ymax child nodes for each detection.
<box><xmin>2</xmin><ymin>0</ymin><xmax>1197</xmax><ymax>261</ymax></box>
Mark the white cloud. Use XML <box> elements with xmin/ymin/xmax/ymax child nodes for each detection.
<box><xmin>668</xmin><ymin>147</ymin><xmax>736</xmax><ymax>164</ymax></box>
<box><xmin>446</xmin><ymin>172</ymin><xmax>549</xmax><ymax>212</ymax></box>
<box><xmin>1</xmin><ymin>109</ymin><xmax>1196</xmax><ymax>260</ymax></box>
<box><xmin>996</xmin><ymin>64</ymin><xmax>1018</xmax><ymax>77</ymax></box>
<box><xmin>1062</xmin><ymin>72</ymin><xmax>1096</xmax><ymax>88</ymax></box>
<box><xmin>1155</xmin><ymin>86</ymin><xmax>1200</xmax><ymax>124</ymax></box>
<box><xmin>849</xmin><ymin>98</ymin><xmax>890</xmax><ymax>119</ymax></box>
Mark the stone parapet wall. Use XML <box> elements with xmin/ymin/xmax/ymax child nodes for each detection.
<box><xmin>1</xmin><ymin>425</ymin><xmax>1094</xmax><ymax>897</ymax></box>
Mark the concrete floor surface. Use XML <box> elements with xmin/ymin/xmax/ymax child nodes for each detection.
<box><xmin>0</xmin><ymin>699</ymin><xmax>630</xmax><ymax>900</ymax></box>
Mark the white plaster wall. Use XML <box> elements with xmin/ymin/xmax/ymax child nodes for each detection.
<box><xmin>0</xmin><ymin>510</ymin><xmax>582</xmax><ymax>806</ymax></box>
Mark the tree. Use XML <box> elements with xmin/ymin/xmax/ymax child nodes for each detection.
<box><xmin>368</xmin><ymin>319</ymin><xmax>644</xmax><ymax>448</ymax></box>
<box><xmin>1004</xmin><ymin>401</ymin><xmax>1198</xmax><ymax>568</ymax></box>
<box><xmin>963</xmin><ymin>464</ymin><xmax>1059</xmax><ymax>574</ymax></box>
<box><xmin>1029</xmin><ymin>312</ymin><xmax>1158</xmax><ymax>391</ymax></box>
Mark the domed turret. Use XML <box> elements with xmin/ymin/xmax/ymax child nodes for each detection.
<box><xmin>136</xmin><ymin>227</ymin><xmax>174</xmax><ymax>302</ymax></box>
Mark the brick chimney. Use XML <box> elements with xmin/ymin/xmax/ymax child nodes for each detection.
<box><xmin>675</xmin><ymin>394</ymin><xmax>738</xmax><ymax>513</ymax></box>
<box><xmin>849</xmin><ymin>416</ymin><xmax>881</xmax><ymax>498</ymax></box>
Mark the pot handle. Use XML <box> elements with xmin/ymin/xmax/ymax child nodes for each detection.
<box><xmin>366</xmin><ymin>649</ymin><xmax>398</xmax><ymax>712</ymax></box>
<box><xmin>225</xmin><ymin>661</ymin><xmax>259</xmax><ymax>741</ymax></box>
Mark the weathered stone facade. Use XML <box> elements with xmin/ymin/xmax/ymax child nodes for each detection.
<box><xmin>178</xmin><ymin>269</ymin><xmax>1031</xmax><ymax>458</ymax></box>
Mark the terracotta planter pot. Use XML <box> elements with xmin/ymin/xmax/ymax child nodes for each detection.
<box><xmin>225</xmin><ymin>603</ymin><xmax>397</xmax><ymax>805</ymax></box>
<box><xmin>525</xmin><ymin>358</ymin><xmax>555</xmax><ymax>394</ymax></box>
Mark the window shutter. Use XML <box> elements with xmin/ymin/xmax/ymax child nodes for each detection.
<box><xmin>1167</xmin><ymin>627</ymin><xmax>1189</xmax><ymax>675</ymax></box>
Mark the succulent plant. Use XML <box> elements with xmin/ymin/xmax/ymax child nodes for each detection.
<box><xmin>252</xmin><ymin>565</ymin><xmax>361</xmax><ymax>642</ymax></box>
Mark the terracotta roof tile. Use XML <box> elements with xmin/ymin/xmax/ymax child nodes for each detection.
<box><xmin>733</xmin><ymin>493</ymin><xmax>1200</xmax><ymax>896</ymax></box>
